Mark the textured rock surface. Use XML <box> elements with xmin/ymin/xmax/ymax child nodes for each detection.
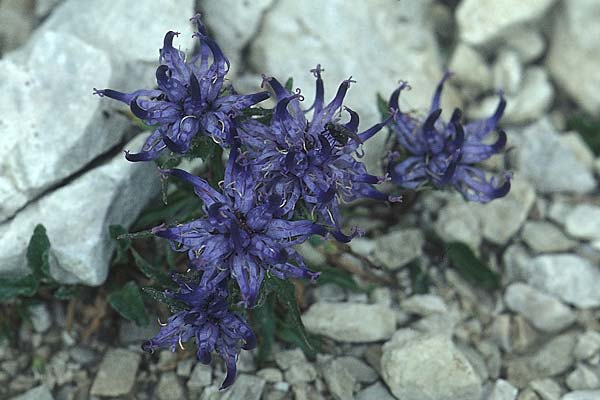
<box><xmin>564</xmin><ymin>205</ymin><xmax>600</xmax><ymax>241</ymax></box>
<box><xmin>511</xmin><ymin>119</ymin><xmax>595</xmax><ymax>194</ymax></box>
<box><xmin>0</xmin><ymin>30</ymin><xmax>127</xmax><ymax>222</ymax></box>
<box><xmin>374</xmin><ymin>229</ymin><xmax>424</xmax><ymax>270</ymax></box>
<box><xmin>528</xmin><ymin>254</ymin><xmax>600</xmax><ymax>308</ymax></box>
<box><xmin>381</xmin><ymin>334</ymin><xmax>482</xmax><ymax>400</ymax></box>
<box><xmin>521</xmin><ymin>221</ymin><xmax>576</xmax><ymax>253</ymax></box>
<box><xmin>504</xmin><ymin>283</ymin><xmax>576</xmax><ymax>333</ymax></box>
<box><xmin>434</xmin><ymin>195</ymin><xmax>482</xmax><ymax>251</ymax></box>
<box><xmin>0</xmin><ymin>134</ymin><xmax>160</xmax><ymax>285</ymax></box>
<box><xmin>547</xmin><ymin>1</ymin><xmax>600</xmax><ymax>114</ymax></box>
<box><xmin>456</xmin><ymin>0</ymin><xmax>557</xmax><ymax>46</ymax></box>
<box><xmin>10</xmin><ymin>385</ymin><xmax>54</xmax><ymax>400</ymax></box>
<box><xmin>302</xmin><ymin>302</ymin><xmax>396</xmax><ymax>343</ymax></box>
<box><xmin>90</xmin><ymin>349</ymin><xmax>141</xmax><ymax>397</ymax></box>
<box><xmin>249</xmin><ymin>0</ymin><xmax>460</xmax><ymax>175</ymax></box>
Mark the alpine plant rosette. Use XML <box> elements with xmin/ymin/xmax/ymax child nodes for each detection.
<box><xmin>93</xmin><ymin>12</ymin><xmax>513</xmax><ymax>390</ymax></box>
<box><xmin>238</xmin><ymin>65</ymin><xmax>398</xmax><ymax>232</ymax></box>
<box><xmin>387</xmin><ymin>73</ymin><xmax>511</xmax><ymax>203</ymax></box>
<box><xmin>93</xmin><ymin>15</ymin><xmax>268</xmax><ymax>161</ymax></box>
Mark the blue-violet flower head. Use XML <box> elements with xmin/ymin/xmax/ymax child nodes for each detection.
<box><xmin>142</xmin><ymin>277</ymin><xmax>254</xmax><ymax>390</ymax></box>
<box><xmin>153</xmin><ymin>142</ymin><xmax>327</xmax><ymax>307</ymax></box>
<box><xmin>93</xmin><ymin>15</ymin><xmax>269</xmax><ymax>161</ymax></box>
<box><xmin>238</xmin><ymin>65</ymin><xmax>397</xmax><ymax>230</ymax></box>
<box><xmin>388</xmin><ymin>73</ymin><xmax>511</xmax><ymax>203</ymax></box>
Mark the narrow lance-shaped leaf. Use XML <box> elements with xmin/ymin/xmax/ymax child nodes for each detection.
<box><xmin>108</xmin><ymin>282</ymin><xmax>150</xmax><ymax>327</ymax></box>
<box><xmin>445</xmin><ymin>242</ymin><xmax>500</xmax><ymax>290</ymax></box>
<box><xmin>0</xmin><ymin>275</ymin><xmax>39</xmax><ymax>303</ymax></box>
<box><xmin>27</xmin><ymin>224</ymin><xmax>52</xmax><ymax>282</ymax></box>
<box><xmin>141</xmin><ymin>286</ymin><xmax>187</xmax><ymax>313</ymax></box>
<box><xmin>130</xmin><ymin>248</ymin><xmax>175</xmax><ymax>289</ymax></box>
<box><xmin>109</xmin><ymin>224</ymin><xmax>131</xmax><ymax>264</ymax></box>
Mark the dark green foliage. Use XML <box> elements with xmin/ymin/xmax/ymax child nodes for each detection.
<box><xmin>446</xmin><ymin>242</ymin><xmax>501</xmax><ymax>290</ymax></box>
<box><xmin>130</xmin><ymin>248</ymin><xmax>175</xmax><ymax>289</ymax></box>
<box><xmin>313</xmin><ymin>265</ymin><xmax>360</xmax><ymax>292</ymax></box>
<box><xmin>566</xmin><ymin>114</ymin><xmax>600</xmax><ymax>155</ymax></box>
<box><xmin>109</xmin><ymin>224</ymin><xmax>131</xmax><ymax>264</ymax></box>
<box><xmin>108</xmin><ymin>281</ymin><xmax>149</xmax><ymax>327</ymax></box>
<box><xmin>141</xmin><ymin>286</ymin><xmax>187</xmax><ymax>313</ymax></box>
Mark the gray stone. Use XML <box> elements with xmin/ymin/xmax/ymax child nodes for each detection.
<box><xmin>68</xmin><ymin>346</ymin><xmax>97</xmax><ymax>366</ymax></box>
<box><xmin>518</xmin><ymin>389</ymin><xmax>542</xmax><ymax>400</ymax></box>
<box><xmin>566</xmin><ymin>364</ymin><xmax>600</xmax><ymax>391</ymax></box>
<box><xmin>504</xmin><ymin>283</ymin><xmax>576</xmax><ymax>333</ymax></box>
<box><xmin>522</xmin><ymin>221</ymin><xmax>576</xmax><ymax>253</ymax></box>
<box><xmin>504</xmin><ymin>28</ymin><xmax>546</xmax><ymax>63</ymax></box>
<box><xmin>456</xmin><ymin>0</ymin><xmax>557</xmax><ymax>46</ymax></box>
<box><xmin>401</xmin><ymin>294</ymin><xmax>448</xmax><ymax>316</ymax></box>
<box><xmin>575</xmin><ymin>331</ymin><xmax>600</xmax><ymax>361</ymax></box>
<box><xmin>434</xmin><ymin>197</ymin><xmax>482</xmax><ymax>251</ymax></box>
<box><xmin>321</xmin><ymin>359</ymin><xmax>355</xmax><ymax>400</ymax></box>
<box><xmin>28</xmin><ymin>304</ymin><xmax>52</xmax><ymax>333</ymax></box>
<box><xmin>562</xmin><ymin>391</ymin><xmax>600</xmax><ymax>400</ymax></box>
<box><xmin>490</xmin><ymin>379</ymin><xmax>519</xmax><ymax>400</ymax></box>
<box><xmin>374</xmin><ymin>229</ymin><xmax>424</xmax><ymax>270</ymax></box>
<box><xmin>302</xmin><ymin>302</ymin><xmax>396</xmax><ymax>343</ymax></box>
<box><xmin>356</xmin><ymin>382</ymin><xmax>395</xmax><ymax>400</ymax></box>
<box><xmin>559</xmin><ymin>133</ymin><xmax>595</xmax><ymax>170</ymax></box>
<box><xmin>530</xmin><ymin>378</ymin><xmax>563</xmax><ymax>400</ymax></box>
<box><xmin>274</xmin><ymin>348</ymin><xmax>306</xmax><ymax>370</ymax></box>
<box><xmin>256</xmin><ymin>368</ymin><xmax>283</xmax><ymax>383</ymax></box>
<box><xmin>528</xmin><ymin>254</ymin><xmax>600</xmax><ymax>308</ymax></box>
<box><xmin>448</xmin><ymin>43</ymin><xmax>491</xmax><ymax>90</ymax></box>
<box><xmin>35</xmin><ymin>0</ymin><xmax>63</xmax><ymax>18</ymax></box>
<box><xmin>468</xmin><ymin>67</ymin><xmax>554</xmax><ymax>124</ymax></box>
<box><xmin>156</xmin><ymin>372</ymin><xmax>184</xmax><ymax>400</ymax></box>
<box><xmin>285</xmin><ymin>362</ymin><xmax>317</xmax><ymax>384</ymax></box>
<box><xmin>493</xmin><ymin>50</ymin><xmax>523</xmax><ymax>94</ymax></box>
<box><xmin>176</xmin><ymin>358</ymin><xmax>193</xmax><ymax>378</ymax></box>
<box><xmin>565</xmin><ymin>205</ymin><xmax>600</xmax><ymax>241</ymax></box>
<box><xmin>503</xmin><ymin>244</ymin><xmax>533</xmax><ymax>283</ymax></box>
<box><xmin>507</xmin><ymin>334</ymin><xmax>576</xmax><ymax>388</ymax></box>
<box><xmin>547</xmin><ymin>1</ymin><xmax>600</xmax><ymax>115</ymax></box>
<box><xmin>0</xmin><ymin>0</ymin><xmax>35</xmax><ymax>53</ymax></box>
<box><xmin>201</xmin><ymin>0</ymin><xmax>275</xmax><ymax>77</ymax></box>
<box><xmin>335</xmin><ymin>356</ymin><xmax>378</xmax><ymax>384</ymax></box>
<box><xmin>0</xmin><ymin>134</ymin><xmax>160</xmax><ymax>285</ymax></box>
<box><xmin>473</xmin><ymin>177</ymin><xmax>536</xmax><ymax>245</ymax></box>
<box><xmin>312</xmin><ymin>283</ymin><xmax>346</xmax><ymax>303</ymax></box>
<box><xmin>249</xmin><ymin>0</ymin><xmax>460</xmax><ymax>176</ymax></box>
<box><xmin>381</xmin><ymin>334</ymin><xmax>482</xmax><ymax>400</ymax></box>
<box><xmin>0</xmin><ymin>30</ymin><xmax>127</xmax><ymax>222</ymax></box>
<box><xmin>90</xmin><ymin>348</ymin><xmax>141</xmax><ymax>397</ymax></box>
<box><xmin>10</xmin><ymin>385</ymin><xmax>54</xmax><ymax>400</ymax></box>
<box><xmin>187</xmin><ymin>363</ymin><xmax>212</xmax><ymax>391</ymax></box>
<box><xmin>119</xmin><ymin>319</ymin><xmax>160</xmax><ymax>344</ymax></box>
<box><xmin>477</xmin><ymin>340</ymin><xmax>502</xmax><ymax>379</ymax></box>
<box><xmin>511</xmin><ymin>119</ymin><xmax>595</xmax><ymax>194</ymax></box>
<box><xmin>220</xmin><ymin>374</ymin><xmax>265</xmax><ymax>400</ymax></box>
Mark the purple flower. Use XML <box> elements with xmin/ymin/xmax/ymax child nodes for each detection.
<box><xmin>153</xmin><ymin>142</ymin><xmax>327</xmax><ymax>307</ymax></box>
<box><xmin>142</xmin><ymin>277</ymin><xmax>254</xmax><ymax>390</ymax></box>
<box><xmin>93</xmin><ymin>15</ymin><xmax>269</xmax><ymax>161</ymax></box>
<box><xmin>238</xmin><ymin>65</ymin><xmax>396</xmax><ymax>230</ymax></box>
<box><xmin>388</xmin><ymin>73</ymin><xmax>511</xmax><ymax>203</ymax></box>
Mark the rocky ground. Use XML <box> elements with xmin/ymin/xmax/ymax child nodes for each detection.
<box><xmin>1</xmin><ymin>0</ymin><xmax>600</xmax><ymax>399</ymax></box>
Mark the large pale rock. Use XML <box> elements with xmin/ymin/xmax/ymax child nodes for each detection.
<box><xmin>381</xmin><ymin>334</ymin><xmax>482</xmax><ymax>400</ymax></box>
<box><xmin>564</xmin><ymin>204</ymin><xmax>600</xmax><ymax>241</ymax></box>
<box><xmin>473</xmin><ymin>177</ymin><xmax>536</xmax><ymax>245</ymax></box>
<box><xmin>547</xmin><ymin>1</ymin><xmax>600</xmax><ymax>115</ymax></box>
<box><xmin>90</xmin><ymin>349</ymin><xmax>141</xmax><ymax>397</ymax></box>
<box><xmin>511</xmin><ymin>119</ymin><xmax>596</xmax><ymax>194</ymax></box>
<box><xmin>302</xmin><ymin>302</ymin><xmax>396</xmax><ymax>343</ymax></box>
<box><xmin>563</xmin><ymin>390</ymin><xmax>600</xmax><ymax>400</ymax></box>
<box><xmin>0</xmin><ymin>134</ymin><xmax>160</xmax><ymax>285</ymax></box>
<box><xmin>448</xmin><ymin>43</ymin><xmax>491</xmax><ymax>90</ymax></box>
<box><xmin>0</xmin><ymin>0</ymin><xmax>35</xmax><ymax>54</ymax></box>
<box><xmin>201</xmin><ymin>0</ymin><xmax>275</xmax><ymax>77</ymax></box>
<box><xmin>249</xmin><ymin>0</ymin><xmax>460</xmax><ymax>175</ymax></box>
<box><xmin>0</xmin><ymin>31</ymin><xmax>129</xmax><ymax>222</ymax></box>
<box><xmin>434</xmin><ymin>195</ymin><xmax>482</xmax><ymax>251</ymax></box>
<box><xmin>528</xmin><ymin>254</ymin><xmax>600</xmax><ymax>308</ymax></box>
<box><xmin>457</xmin><ymin>0</ymin><xmax>557</xmax><ymax>46</ymax></box>
<box><xmin>504</xmin><ymin>283</ymin><xmax>576</xmax><ymax>333</ymax></box>
<box><xmin>521</xmin><ymin>221</ymin><xmax>576</xmax><ymax>253</ymax></box>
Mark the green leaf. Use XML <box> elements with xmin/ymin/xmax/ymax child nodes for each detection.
<box><xmin>267</xmin><ymin>276</ymin><xmax>316</xmax><ymax>357</ymax></box>
<box><xmin>446</xmin><ymin>242</ymin><xmax>500</xmax><ymax>290</ymax></box>
<box><xmin>314</xmin><ymin>265</ymin><xmax>360</xmax><ymax>291</ymax></box>
<box><xmin>26</xmin><ymin>224</ymin><xmax>52</xmax><ymax>282</ymax></box>
<box><xmin>252</xmin><ymin>294</ymin><xmax>276</xmax><ymax>365</ymax></box>
<box><xmin>187</xmin><ymin>136</ymin><xmax>217</xmax><ymax>160</ymax></box>
<box><xmin>208</xmin><ymin>145</ymin><xmax>225</xmax><ymax>188</ymax></box>
<box><xmin>109</xmin><ymin>225</ymin><xmax>131</xmax><ymax>264</ymax></box>
<box><xmin>566</xmin><ymin>114</ymin><xmax>600</xmax><ymax>156</ymax></box>
<box><xmin>0</xmin><ymin>275</ymin><xmax>39</xmax><ymax>303</ymax></box>
<box><xmin>108</xmin><ymin>282</ymin><xmax>149</xmax><ymax>327</ymax></box>
<box><xmin>141</xmin><ymin>286</ymin><xmax>187</xmax><ymax>313</ymax></box>
<box><xmin>130</xmin><ymin>248</ymin><xmax>175</xmax><ymax>289</ymax></box>
<box><xmin>406</xmin><ymin>259</ymin><xmax>430</xmax><ymax>294</ymax></box>
<box><xmin>116</xmin><ymin>229</ymin><xmax>155</xmax><ymax>241</ymax></box>
<box><xmin>277</xmin><ymin>318</ymin><xmax>320</xmax><ymax>359</ymax></box>
<box><xmin>53</xmin><ymin>285</ymin><xmax>79</xmax><ymax>300</ymax></box>
<box><xmin>376</xmin><ymin>93</ymin><xmax>390</xmax><ymax>121</ymax></box>
<box><xmin>284</xmin><ymin>77</ymin><xmax>294</xmax><ymax>92</ymax></box>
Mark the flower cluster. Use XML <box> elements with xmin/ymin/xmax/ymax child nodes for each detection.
<box><xmin>387</xmin><ymin>74</ymin><xmax>511</xmax><ymax>202</ymax></box>
<box><xmin>96</xmin><ymin>15</ymin><xmax>511</xmax><ymax>389</ymax></box>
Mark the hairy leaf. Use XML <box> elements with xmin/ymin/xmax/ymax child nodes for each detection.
<box><xmin>108</xmin><ymin>282</ymin><xmax>149</xmax><ymax>327</ymax></box>
<box><xmin>446</xmin><ymin>242</ymin><xmax>500</xmax><ymax>290</ymax></box>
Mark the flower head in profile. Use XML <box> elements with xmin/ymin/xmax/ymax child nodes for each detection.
<box><xmin>153</xmin><ymin>142</ymin><xmax>326</xmax><ymax>307</ymax></box>
<box><xmin>142</xmin><ymin>277</ymin><xmax>254</xmax><ymax>390</ymax></box>
<box><xmin>238</xmin><ymin>65</ymin><xmax>396</xmax><ymax>231</ymax></box>
<box><xmin>387</xmin><ymin>73</ymin><xmax>511</xmax><ymax>203</ymax></box>
<box><xmin>94</xmin><ymin>15</ymin><xmax>269</xmax><ymax>161</ymax></box>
